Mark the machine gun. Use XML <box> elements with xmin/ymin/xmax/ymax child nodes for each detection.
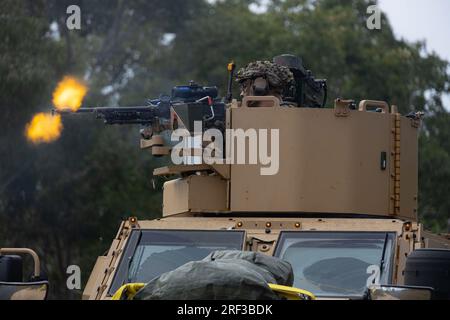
<box><xmin>273</xmin><ymin>54</ymin><xmax>327</xmax><ymax>108</ymax></box>
<box><xmin>53</xmin><ymin>82</ymin><xmax>227</xmax><ymax>135</ymax></box>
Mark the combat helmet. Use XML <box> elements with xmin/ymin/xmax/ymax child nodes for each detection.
<box><xmin>236</xmin><ymin>60</ymin><xmax>294</xmax><ymax>96</ymax></box>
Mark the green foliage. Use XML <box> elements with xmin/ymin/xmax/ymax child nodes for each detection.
<box><xmin>0</xmin><ymin>0</ymin><xmax>449</xmax><ymax>299</ymax></box>
<box><xmin>419</xmin><ymin>111</ymin><xmax>450</xmax><ymax>233</ymax></box>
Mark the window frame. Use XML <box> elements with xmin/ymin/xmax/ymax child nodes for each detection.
<box><xmin>273</xmin><ymin>231</ymin><xmax>397</xmax><ymax>298</ymax></box>
<box><xmin>108</xmin><ymin>229</ymin><xmax>246</xmax><ymax>296</ymax></box>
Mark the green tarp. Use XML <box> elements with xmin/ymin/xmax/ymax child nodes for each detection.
<box><xmin>134</xmin><ymin>250</ymin><xmax>293</xmax><ymax>300</ymax></box>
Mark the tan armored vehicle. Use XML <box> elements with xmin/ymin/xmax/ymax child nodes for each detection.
<box><xmin>1</xmin><ymin>54</ymin><xmax>449</xmax><ymax>300</ymax></box>
<box><xmin>80</xmin><ymin>55</ymin><xmax>450</xmax><ymax>300</ymax></box>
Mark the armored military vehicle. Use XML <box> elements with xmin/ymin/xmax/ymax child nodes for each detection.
<box><xmin>1</xmin><ymin>54</ymin><xmax>449</xmax><ymax>300</ymax></box>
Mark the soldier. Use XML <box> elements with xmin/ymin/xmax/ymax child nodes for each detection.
<box><xmin>236</xmin><ymin>60</ymin><xmax>295</xmax><ymax>107</ymax></box>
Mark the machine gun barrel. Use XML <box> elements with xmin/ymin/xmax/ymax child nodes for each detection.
<box><xmin>52</xmin><ymin>82</ymin><xmax>220</xmax><ymax>127</ymax></box>
<box><xmin>53</xmin><ymin>105</ymin><xmax>167</xmax><ymax>125</ymax></box>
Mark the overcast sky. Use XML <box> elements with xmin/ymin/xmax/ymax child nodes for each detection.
<box><xmin>378</xmin><ymin>0</ymin><xmax>450</xmax><ymax>109</ymax></box>
<box><xmin>378</xmin><ymin>0</ymin><xmax>450</xmax><ymax>61</ymax></box>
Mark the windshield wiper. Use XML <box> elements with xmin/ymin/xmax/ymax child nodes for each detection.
<box><xmin>379</xmin><ymin>233</ymin><xmax>389</xmax><ymax>274</ymax></box>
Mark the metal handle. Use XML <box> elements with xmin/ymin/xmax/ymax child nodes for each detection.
<box><xmin>241</xmin><ymin>96</ymin><xmax>281</xmax><ymax>108</ymax></box>
<box><xmin>359</xmin><ymin>100</ymin><xmax>390</xmax><ymax>113</ymax></box>
<box><xmin>0</xmin><ymin>248</ymin><xmax>41</xmax><ymax>278</ymax></box>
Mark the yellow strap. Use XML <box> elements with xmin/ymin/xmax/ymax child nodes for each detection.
<box><xmin>112</xmin><ymin>282</ymin><xmax>315</xmax><ymax>301</ymax></box>
<box><xmin>111</xmin><ymin>283</ymin><xmax>145</xmax><ymax>300</ymax></box>
<box><xmin>268</xmin><ymin>283</ymin><xmax>316</xmax><ymax>300</ymax></box>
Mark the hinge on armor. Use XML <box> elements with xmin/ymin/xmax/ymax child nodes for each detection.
<box><xmin>334</xmin><ymin>98</ymin><xmax>354</xmax><ymax>117</ymax></box>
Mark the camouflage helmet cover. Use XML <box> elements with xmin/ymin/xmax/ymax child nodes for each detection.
<box><xmin>236</xmin><ymin>60</ymin><xmax>294</xmax><ymax>89</ymax></box>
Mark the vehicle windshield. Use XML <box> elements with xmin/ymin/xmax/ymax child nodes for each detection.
<box><xmin>274</xmin><ymin>232</ymin><xmax>395</xmax><ymax>298</ymax></box>
<box><xmin>116</xmin><ymin>230</ymin><xmax>245</xmax><ymax>289</ymax></box>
